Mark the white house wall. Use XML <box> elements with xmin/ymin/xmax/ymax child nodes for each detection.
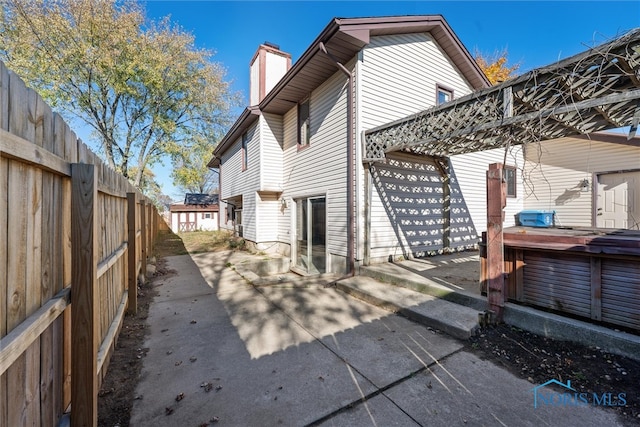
<box><xmin>280</xmin><ymin>68</ymin><xmax>350</xmax><ymax>268</ymax></box>
<box><xmin>361</xmin><ymin>33</ymin><xmax>482</xmax><ymax>260</ymax></box>
<box><xmin>360</xmin><ymin>33</ymin><xmax>474</xmax><ymax>130</ymax></box>
<box><xmin>523</xmin><ymin>137</ymin><xmax>640</xmax><ymax>226</ymax></box>
<box><xmin>219</xmin><ymin>120</ymin><xmax>260</xmax><ymax>240</ymax></box>
<box><xmin>260</xmin><ymin>113</ymin><xmax>284</xmax><ymax>191</ymax></box>
<box><xmin>369</xmin><ymin>153</ymin><xmax>447</xmax><ymax>259</ymax></box>
<box><xmin>450</xmin><ymin>146</ymin><xmax>524</xmax><ymax>234</ymax></box>
<box><xmin>252</xmin><ymin>113</ymin><xmax>284</xmax><ymax>244</ymax></box>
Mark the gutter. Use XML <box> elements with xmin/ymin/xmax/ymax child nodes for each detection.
<box><xmin>319</xmin><ymin>42</ymin><xmax>355</xmax><ymax>276</ymax></box>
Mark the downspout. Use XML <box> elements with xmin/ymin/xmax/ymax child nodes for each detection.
<box><xmin>319</xmin><ymin>41</ymin><xmax>355</xmax><ymax>276</ymax></box>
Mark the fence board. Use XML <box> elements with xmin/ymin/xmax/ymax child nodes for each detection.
<box><xmin>71</xmin><ymin>163</ymin><xmax>99</xmax><ymax>427</ymax></box>
<box><xmin>40</xmin><ymin>325</ymin><xmax>55</xmax><ymax>426</ymax></box>
<box><xmin>0</xmin><ymin>59</ymin><xmax>167</xmax><ymax>426</ymax></box>
<box><xmin>0</xmin><ymin>59</ymin><xmax>7</xmax><ymax>427</ymax></box>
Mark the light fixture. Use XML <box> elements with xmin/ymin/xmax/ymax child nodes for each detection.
<box><xmin>280</xmin><ymin>198</ymin><xmax>287</xmax><ymax>208</ymax></box>
<box><xmin>579</xmin><ymin>179</ymin><xmax>590</xmax><ymax>192</ymax></box>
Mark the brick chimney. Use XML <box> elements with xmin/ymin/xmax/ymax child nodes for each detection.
<box><xmin>249</xmin><ymin>42</ymin><xmax>291</xmax><ymax>106</ymax></box>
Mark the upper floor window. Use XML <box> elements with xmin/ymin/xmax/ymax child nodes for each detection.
<box><xmin>241</xmin><ymin>131</ymin><xmax>248</xmax><ymax>171</ymax></box>
<box><xmin>504</xmin><ymin>166</ymin><xmax>517</xmax><ymax>198</ymax></box>
<box><xmin>298</xmin><ymin>98</ymin><xmax>310</xmax><ymax>148</ymax></box>
<box><xmin>436</xmin><ymin>85</ymin><xmax>454</xmax><ymax>105</ymax></box>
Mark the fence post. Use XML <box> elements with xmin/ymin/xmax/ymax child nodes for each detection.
<box><xmin>486</xmin><ymin>163</ymin><xmax>506</xmax><ymax>322</ymax></box>
<box><xmin>140</xmin><ymin>199</ymin><xmax>147</xmax><ymax>281</ymax></box>
<box><xmin>127</xmin><ymin>193</ymin><xmax>137</xmax><ymax>315</ymax></box>
<box><xmin>71</xmin><ymin>163</ymin><xmax>98</xmax><ymax>427</ymax></box>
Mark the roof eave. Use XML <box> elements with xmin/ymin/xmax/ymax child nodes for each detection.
<box><xmin>208</xmin><ymin>106</ymin><xmax>261</xmax><ymax>167</ymax></box>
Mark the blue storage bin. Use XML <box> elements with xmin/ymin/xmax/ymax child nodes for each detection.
<box><xmin>518</xmin><ymin>210</ymin><xmax>555</xmax><ymax>227</ymax></box>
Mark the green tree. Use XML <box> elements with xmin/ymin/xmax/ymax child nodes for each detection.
<box><xmin>0</xmin><ymin>0</ymin><xmax>238</xmax><ymax>190</ymax></box>
<box><xmin>172</xmin><ymin>135</ymin><xmax>220</xmax><ymax>194</ymax></box>
<box><xmin>474</xmin><ymin>49</ymin><xmax>520</xmax><ymax>85</ymax></box>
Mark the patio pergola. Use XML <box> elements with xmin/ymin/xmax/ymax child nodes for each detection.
<box><xmin>363</xmin><ymin>28</ymin><xmax>640</xmax><ymax>319</ymax></box>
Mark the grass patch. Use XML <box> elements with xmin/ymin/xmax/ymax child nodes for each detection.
<box><xmin>154</xmin><ymin>230</ymin><xmax>246</xmax><ymax>257</ymax></box>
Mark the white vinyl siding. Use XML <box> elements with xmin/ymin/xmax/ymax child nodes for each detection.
<box><xmin>256</xmin><ymin>192</ymin><xmax>279</xmax><ymax>242</ymax></box>
<box><xmin>260</xmin><ymin>113</ymin><xmax>284</xmax><ymax>190</ymax></box>
<box><xmin>219</xmin><ymin>120</ymin><xmax>260</xmax><ymax>241</ymax></box>
<box><xmin>369</xmin><ymin>153</ymin><xmax>445</xmax><ymax>259</ymax></box>
<box><xmin>255</xmin><ymin>113</ymin><xmax>284</xmax><ymax>243</ymax></box>
<box><xmin>360</xmin><ymin>33</ymin><xmax>474</xmax><ymax>131</ymax></box>
<box><xmin>361</xmin><ymin>33</ymin><xmax>479</xmax><ymax>260</ymax></box>
<box><xmin>278</xmin><ymin>108</ymin><xmax>297</xmax><ymax>245</ymax></box>
<box><xmin>450</xmin><ymin>146</ymin><xmax>524</xmax><ymax>235</ymax></box>
<box><xmin>281</xmin><ymin>69</ymin><xmax>349</xmax><ymax>264</ymax></box>
<box><xmin>523</xmin><ymin>136</ymin><xmax>640</xmax><ymax>226</ymax></box>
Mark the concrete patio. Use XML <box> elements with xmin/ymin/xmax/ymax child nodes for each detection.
<box><xmin>130</xmin><ymin>250</ymin><xmax>626</xmax><ymax>426</ymax></box>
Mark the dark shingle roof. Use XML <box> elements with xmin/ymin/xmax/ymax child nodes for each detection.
<box><xmin>184</xmin><ymin>193</ymin><xmax>219</xmax><ymax>205</ymax></box>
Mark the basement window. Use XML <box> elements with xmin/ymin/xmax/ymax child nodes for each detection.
<box><xmin>298</xmin><ymin>98</ymin><xmax>310</xmax><ymax>148</ymax></box>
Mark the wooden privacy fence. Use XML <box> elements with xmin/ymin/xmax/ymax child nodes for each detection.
<box><xmin>0</xmin><ymin>62</ymin><xmax>169</xmax><ymax>426</ymax></box>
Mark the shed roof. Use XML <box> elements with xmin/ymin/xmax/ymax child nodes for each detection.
<box><xmin>184</xmin><ymin>193</ymin><xmax>219</xmax><ymax>205</ymax></box>
<box><xmin>364</xmin><ymin>28</ymin><xmax>640</xmax><ymax>160</ymax></box>
<box><xmin>208</xmin><ymin>15</ymin><xmax>489</xmax><ymax>167</ymax></box>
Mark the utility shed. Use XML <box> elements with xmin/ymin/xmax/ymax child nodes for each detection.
<box><xmin>170</xmin><ymin>193</ymin><xmax>219</xmax><ymax>233</ymax></box>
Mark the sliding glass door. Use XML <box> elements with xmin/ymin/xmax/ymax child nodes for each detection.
<box><xmin>295</xmin><ymin>196</ymin><xmax>326</xmax><ymax>274</ymax></box>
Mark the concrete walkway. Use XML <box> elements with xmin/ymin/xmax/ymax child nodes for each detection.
<box><xmin>130</xmin><ymin>251</ymin><xmax>623</xmax><ymax>426</ymax></box>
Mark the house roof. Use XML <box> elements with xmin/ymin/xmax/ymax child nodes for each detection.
<box><xmin>208</xmin><ymin>15</ymin><xmax>489</xmax><ymax>167</ymax></box>
<box><xmin>184</xmin><ymin>193</ymin><xmax>219</xmax><ymax>205</ymax></box>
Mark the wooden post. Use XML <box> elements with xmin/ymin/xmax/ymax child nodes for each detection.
<box><xmin>126</xmin><ymin>193</ymin><xmax>137</xmax><ymax>315</ymax></box>
<box><xmin>71</xmin><ymin>163</ymin><xmax>98</xmax><ymax>427</ymax></box>
<box><xmin>486</xmin><ymin>163</ymin><xmax>506</xmax><ymax>321</ymax></box>
<box><xmin>140</xmin><ymin>199</ymin><xmax>147</xmax><ymax>282</ymax></box>
<box><xmin>434</xmin><ymin>158</ymin><xmax>451</xmax><ymax>251</ymax></box>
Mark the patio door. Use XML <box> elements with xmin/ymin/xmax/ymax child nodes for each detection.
<box><xmin>295</xmin><ymin>196</ymin><xmax>326</xmax><ymax>274</ymax></box>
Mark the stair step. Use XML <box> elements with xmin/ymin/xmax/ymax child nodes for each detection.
<box><xmin>337</xmin><ymin>275</ymin><xmax>480</xmax><ymax>340</ymax></box>
<box><xmin>360</xmin><ymin>264</ymin><xmax>487</xmax><ymax>312</ymax></box>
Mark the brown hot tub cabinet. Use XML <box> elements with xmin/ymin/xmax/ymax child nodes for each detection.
<box><xmin>481</xmin><ymin>227</ymin><xmax>640</xmax><ymax>332</ymax></box>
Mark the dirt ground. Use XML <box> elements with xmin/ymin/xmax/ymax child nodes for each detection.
<box><xmin>97</xmin><ymin>257</ymin><xmax>169</xmax><ymax>427</ymax></box>
<box><xmin>98</xmin><ymin>232</ymin><xmax>640</xmax><ymax>426</ymax></box>
<box><xmin>468</xmin><ymin>325</ymin><xmax>640</xmax><ymax>426</ymax></box>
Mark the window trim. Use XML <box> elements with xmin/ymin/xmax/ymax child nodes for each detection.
<box><xmin>504</xmin><ymin>165</ymin><xmax>517</xmax><ymax>198</ymax></box>
<box><xmin>436</xmin><ymin>84</ymin><xmax>454</xmax><ymax>105</ymax></box>
<box><xmin>241</xmin><ymin>131</ymin><xmax>248</xmax><ymax>171</ymax></box>
<box><xmin>297</xmin><ymin>98</ymin><xmax>310</xmax><ymax>150</ymax></box>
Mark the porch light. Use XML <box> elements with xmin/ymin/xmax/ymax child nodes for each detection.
<box><xmin>580</xmin><ymin>179</ymin><xmax>590</xmax><ymax>192</ymax></box>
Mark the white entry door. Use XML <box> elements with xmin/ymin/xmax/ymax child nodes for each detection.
<box><xmin>596</xmin><ymin>171</ymin><xmax>640</xmax><ymax>229</ymax></box>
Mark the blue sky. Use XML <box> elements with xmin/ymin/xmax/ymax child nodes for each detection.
<box><xmin>138</xmin><ymin>1</ymin><xmax>640</xmax><ymax>199</ymax></box>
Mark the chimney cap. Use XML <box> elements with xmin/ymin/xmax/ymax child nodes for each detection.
<box><xmin>263</xmin><ymin>41</ymin><xmax>280</xmax><ymax>50</ymax></box>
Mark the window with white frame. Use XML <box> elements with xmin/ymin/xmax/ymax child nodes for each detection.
<box><xmin>436</xmin><ymin>85</ymin><xmax>454</xmax><ymax>105</ymax></box>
